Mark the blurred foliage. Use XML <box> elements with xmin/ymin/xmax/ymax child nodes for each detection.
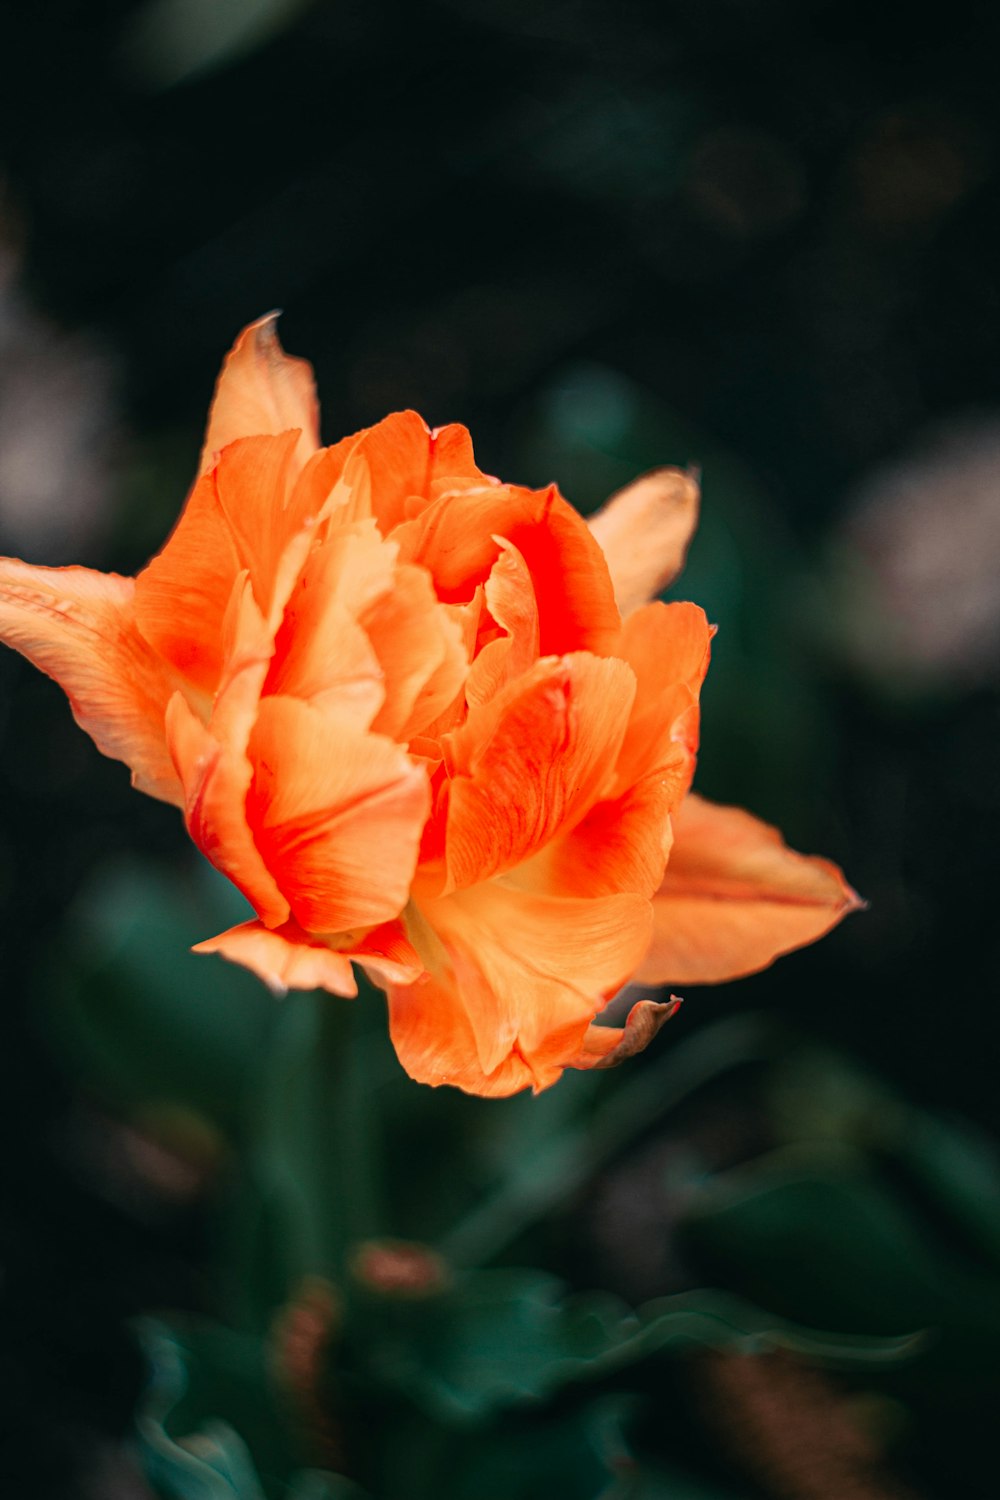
<box><xmin>40</xmin><ymin>855</ymin><xmax>975</xmax><ymax>1498</ymax></box>
<box><xmin>47</xmin><ymin>861</ymin><xmax>270</xmax><ymax>1143</ymax></box>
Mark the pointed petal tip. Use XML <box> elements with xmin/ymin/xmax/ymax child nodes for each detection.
<box><xmin>243</xmin><ymin>309</ymin><xmax>284</xmax><ymax>351</ymax></box>
<box><xmin>641</xmin><ymin>795</ymin><xmax>866</xmax><ymax>987</ymax></box>
<box><xmin>200</xmin><ymin>312</ymin><xmax>319</xmax><ymax>477</ymax></box>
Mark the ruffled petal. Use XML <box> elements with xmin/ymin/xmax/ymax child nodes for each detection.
<box><xmin>387</xmin><ymin>884</ymin><xmax>652</xmax><ymax>1096</ymax></box>
<box><xmin>464</xmin><ymin>540</ymin><xmax>540</xmax><ymax>710</ymax></box>
<box><xmin>345</xmin><ymin>411</ymin><xmax>488</xmax><ymax>535</ymax></box>
<box><xmin>442</xmin><ymin>653</ymin><xmax>636</xmax><ymax>891</ymax></box>
<box><xmin>518</xmin><ymin>771</ymin><xmax>675</xmax><ymax>901</ymax></box>
<box><xmin>393</xmin><ymin>482</ymin><xmax>622</xmax><ymax>657</ymax></box>
<box><xmin>209</xmin><ymin>431</ymin><xmax>309</xmax><ymax>623</ymax></box>
<box><xmin>363</xmin><ymin>564</ymin><xmax>469</xmax><ymax>741</ymax></box>
<box><xmin>637</xmin><ymin>793</ymin><xmax>864</xmax><ymax>984</ymax></box>
<box><xmin>246</xmin><ymin>695</ymin><xmax>430</xmax><ymax>934</ymax></box>
<box><xmin>522</xmin><ymin>602</ymin><xmax>713</xmax><ymax>901</ymax></box>
<box><xmin>199</xmin><ymin>314</ymin><xmax>319</xmax><ymax>477</ymax></box>
<box><xmin>134</xmin><ymin>434</ymin><xmax>300</xmax><ymax>692</ymax></box>
<box><xmin>165</xmin><ymin>575</ymin><xmax>290</xmax><ymax>925</ymax></box>
<box><xmin>194</xmin><ymin>915</ymin><xmax>422</xmax><ymax>996</ymax></box>
<box><xmin>0</xmin><ymin>559</ymin><xmax>182</xmax><ymax>804</ymax></box>
<box><xmin>166</xmin><ymin>692</ymin><xmax>290</xmax><ymax>928</ymax></box>
<box><xmin>133</xmin><ymin>474</ymin><xmax>239</xmax><ymax>695</ymax></box>
<box><xmin>266</xmin><ymin>522</ymin><xmax>395</xmax><ymax>721</ymax></box>
<box><xmin>615</xmin><ymin>601</ymin><xmax>712</xmax><ymax>792</ymax></box>
<box><xmin>195</xmin><ymin>917</ymin><xmax>356</xmax><ymax>996</ymax></box>
<box><xmin>588</xmin><ymin>467</ymin><xmax>700</xmax><ymax>615</ymax></box>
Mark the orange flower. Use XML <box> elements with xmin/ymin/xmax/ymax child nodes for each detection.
<box><xmin>0</xmin><ymin>319</ymin><xmax>861</xmax><ymax>1096</ymax></box>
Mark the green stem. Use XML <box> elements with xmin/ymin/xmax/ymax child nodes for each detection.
<box><xmin>235</xmin><ymin>992</ymin><xmax>388</xmax><ymax>1318</ymax></box>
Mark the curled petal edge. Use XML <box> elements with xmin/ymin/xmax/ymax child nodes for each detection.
<box><xmin>571</xmin><ymin>997</ymin><xmax>683</xmax><ymax>1070</ymax></box>
<box><xmin>194</xmin><ymin>917</ymin><xmax>423</xmax><ymax>998</ymax></box>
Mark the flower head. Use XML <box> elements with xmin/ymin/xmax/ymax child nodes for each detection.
<box><xmin>0</xmin><ymin>318</ymin><xmax>861</xmax><ymax>1096</ymax></box>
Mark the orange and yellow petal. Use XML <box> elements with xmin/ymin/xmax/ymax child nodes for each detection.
<box><xmin>393</xmin><ymin>482</ymin><xmax>621</xmax><ymax>657</ymax></box>
<box><xmin>194</xmin><ymin>915</ymin><xmax>422</xmax><ymax>996</ymax></box>
<box><xmin>614</xmin><ymin>600</ymin><xmax>712</xmax><ymax>792</ymax></box>
<box><xmin>345</xmin><ymin>411</ymin><xmax>487</xmax><ymax>535</ymax></box>
<box><xmin>166</xmin><ymin>690</ymin><xmax>290</xmax><ymax>928</ymax></box>
<box><xmin>442</xmin><ymin>653</ymin><xmax>636</xmax><ymax>891</ymax></box>
<box><xmin>0</xmin><ymin>559</ymin><xmax>182</xmax><ymax>805</ymax></box>
<box><xmin>134</xmin><ymin>434</ymin><xmax>300</xmax><ymax>692</ymax></box>
<box><xmin>362</xmin><ymin>565</ymin><xmax>469</xmax><ymax>742</ymax></box>
<box><xmin>464</xmin><ymin>540</ymin><xmax>540</xmax><ymax>711</ymax></box>
<box><xmin>523</xmin><ymin>602</ymin><xmax>713</xmax><ymax>902</ymax></box>
<box><xmin>266</xmin><ymin>523</ymin><xmax>394</xmax><ymax>719</ymax></box>
<box><xmin>209</xmin><ymin>432</ymin><xmax>311</xmax><ymax>624</ymax></box>
<box><xmin>387</xmin><ymin>884</ymin><xmax>652</xmax><ymax>1095</ymax></box>
<box><xmin>588</xmin><ymin>467</ymin><xmax>700</xmax><ymax>616</ymax></box>
<box><xmin>246</xmin><ymin>695</ymin><xmax>429</xmax><ymax>934</ymax></box>
<box><xmin>165</xmin><ymin>574</ymin><xmax>298</xmax><ymax>926</ymax></box>
<box><xmin>637</xmin><ymin>793</ymin><xmax>864</xmax><ymax>985</ymax></box>
<box><xmin>517</xmin><ymin>770</ymin><xmax>675</xmax><ymax>902</ymax></box>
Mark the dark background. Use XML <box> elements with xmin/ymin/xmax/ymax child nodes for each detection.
<box><xmin>0</xmin><ymin>2</ymin><xmax>998</xmax><ymax>1495</ymax></box>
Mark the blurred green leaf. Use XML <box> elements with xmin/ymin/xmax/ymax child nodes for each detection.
<box><xmin>895</xmin><ymin>1111</ymin><xmax>1000</xmax><ymax>1273</ymax></box>
<box><xmin>349</xmin><ymin>1269</ymin><xmax>917</xmax><ymax>1425</ymax></box>
<box><xmin>678</xmin><ymin>1137</ymin><xmax>1000</xmax><ymax>1389</ymax></box>
<box><xmin>679</xmin><ymin>1144</ymin><xmax>945</xmax><ymax>1333</ymax></box>
<box><xmin>378</xmin><ymin>1398</ymin><xmax>633</xmax><ymax>1500</ymax></box>
<box><xmin>44</xmin><ymin>857</ymin><xmax>274</xmax><ymax>1140</ymax></box>
<box><xmin>136</xmin><ymin>1319</ymin><xmax>362</xmax><ymax>1500</ymax></box>
<box><xmin>766</xmin><ymin>1048</ymin><xmax>1000</xmax><ymax>1277</ymax></box>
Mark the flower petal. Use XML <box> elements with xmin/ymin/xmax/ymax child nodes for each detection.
<box><xmin>394</xmin><ymin>482</ymin><xmax>621</xmax><ymax>656</ymax></box>
<box><xmin>522</xmin><ymin>602</ymin><xmax>712</xmax><ymax>901</ymax></box>
<box><xmin>209</xmin><ymin>431</ymin><xmax>308</xmax><ymax>623</ymax></box>
<box><xmin>194</xmin><ymin>916</ymin><xmax>422</xmax><ymax>996</ymax></box>
<box><xmin>165</xmin><ymin>576</ymin><xmax>290</xmax><ymax>926</ymax></box>
<box><xmin>589</xmin><ymin>467</ymin><xmax>700</xmax><ymax>615</ymax></box>
<box><xmin>571</xmin><ymin>997</ymin><xmax>682</xmax><ymax>1070</ymax></box>
<box><xmin>134</xmin><ymin>434</ymin><xmax>300</xmax><ymax>692</ymax></box>
<box><xmin>518</xmin><ymin>772</ymin><xmax>676</xmax><ymax>901</ymax></box>
<box><xmin>388</xmin><ymin>884</ymin><xmax>652</xmax><ymax>1095</ymax></box>
<box><xmin>0</xmin><ymin>559</ymin><xmax>182</xmax><ymax>804</ymax></box>
<box><xmin>246</xmin><ymin>695</ymin><xmax>430</xmax><ymax>934</ymax></box>
<box><xmin>637</xmin><ymin>793</ymin><xmax>864</xmax><ymax>984</ymax></box>
<box><xmin>464</xmin><ymin>540</ymin><xmax>540</xmax><ymax>710</ymax></box>
<box><xmin>442</xmin><ymin>653</ymin><xmax>636</xmax><ymax>891</ymax></box>
<box><xmin>266</xmin><ymin>522</ymin><xmax>394</xmax><ymax>721</ymax></box>
<box><xmin>346</xmin><ymin>411</ymin><xmax>488</xmax><ymax>534</ymax></box>
<box><xmin>200</xmin><ymin>314</ymin><xmax>319</xmax><ymax>477</ymax></box>
<box><xmin>615</xmin><ymin>601</ymin><xmax>712</xmax><ymax>791</ymax></box>
<box><xmin>166</xmin><ymin>691</ymin><xmax>290</xmax><ymax>928</ymax></box>
<box><xmin>363</xmin><ymin>564</ymin><xmax>469</xmax><ymax>741</ymax></box>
